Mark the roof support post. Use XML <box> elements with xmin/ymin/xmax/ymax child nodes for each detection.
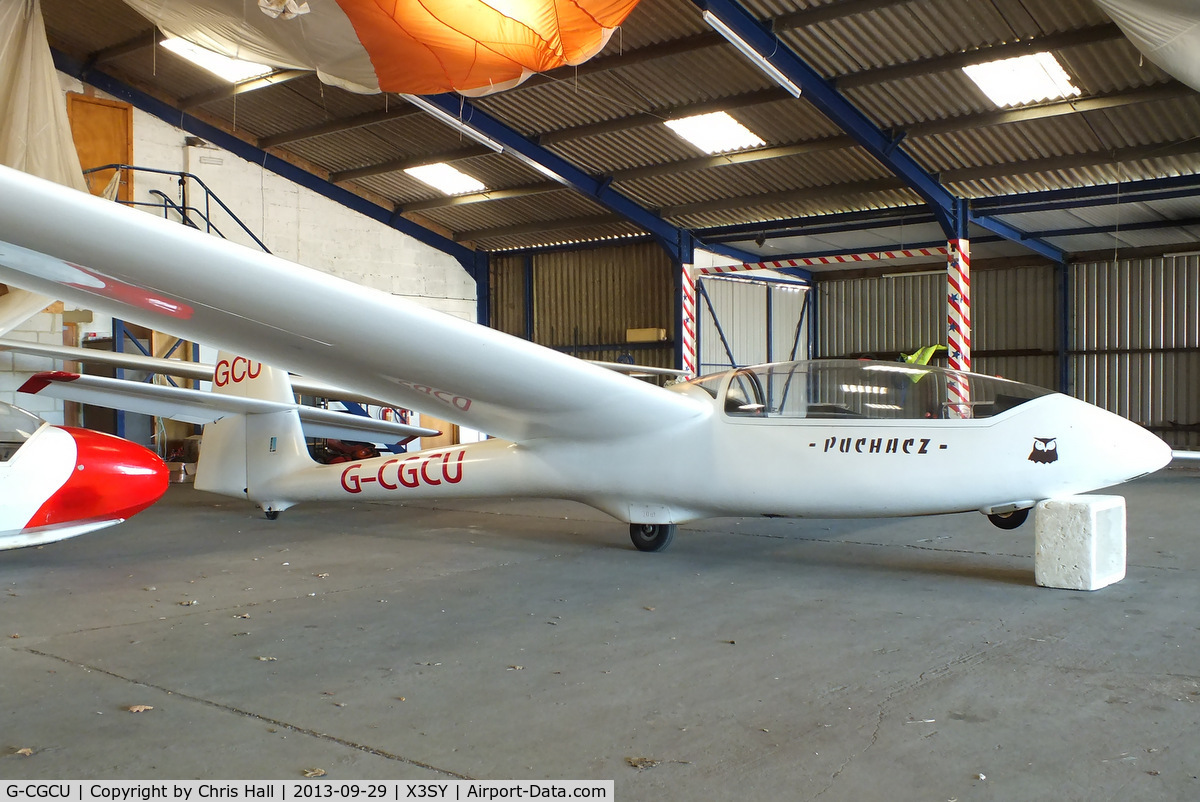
<box><xmin>1057</xmin><ymin>261</ymin><xmax>1071</xmax><ymax>395</ymax></box>
<box><xmin>660</xmin><ymin>230</ymin><xmax>698</xmax><ymax>374</ymax></box>
<box><xmin>465</xmin><ymin>251</ymin><xmax>491</xmax><ymax>326</ymax></box>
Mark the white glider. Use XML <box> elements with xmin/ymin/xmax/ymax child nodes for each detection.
<box><xmin>0</xmin><ymin>165</ymin><xmax>1173</xmax><ymax>550</ymax></box>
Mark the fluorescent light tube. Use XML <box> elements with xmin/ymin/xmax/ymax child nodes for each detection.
<box><xmin>161</xmin><ymin>38</ymin><xmax>274</xmax><ymax>83</ymax></box>
<box><xmin>401</xmin><ymin>95</ymin><xmax>504</xmax><ymax>152</ymax></box>
<box><xmin>703</xmin><ymin>11</ymin><xmax>802</xmax><ymax>98</ymax></box>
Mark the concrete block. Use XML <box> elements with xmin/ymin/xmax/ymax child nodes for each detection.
<box><xmin>1034</xmin><ymin>495</ymin><xmax>1127</xmax><ymax>591</ymax></box>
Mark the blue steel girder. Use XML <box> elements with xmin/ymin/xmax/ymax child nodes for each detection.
<box><xmin>693</xmin><ymin>0</ymin><xmax>1063</xmax><ymax>262</ymax></box>
<box><xmin>968</xmin><ymin>210</ymin><xmax>1063</xmax><ymax>262</ymax></box>
<box><xmin>411</xmin><ymin>93</ymin><xmax>759</xmax><ymax>265</ymax></box>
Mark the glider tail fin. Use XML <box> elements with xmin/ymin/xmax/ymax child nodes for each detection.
<box><xmin>194</xmin><ymin>353</ymin><xmax>313</xmax><ymax>515</ymax></box>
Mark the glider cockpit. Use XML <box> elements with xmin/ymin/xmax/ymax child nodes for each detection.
<box><xmin>685</xmin><ymin>360</ymin><xmax>1051</xmax><ymax>422</ymax></box>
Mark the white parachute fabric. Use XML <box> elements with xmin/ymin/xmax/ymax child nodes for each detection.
<box><xmin>0</xmin><ymin>0</ymin><xmax>87</xmax><ymax>189</ymax></box>
<box><xmin>1094</xmin><ymin>0</ymin><xmax>1200</xmax><ymax>92</ymax></box>
<box><xmin>0</xmin><ymin>0</ymin><xmax>87</xmax><ymax>334</ymax></box>
<box><xmin>122</xmin><ymin>0</ymin><xmax>380</xmax><ymax>93</ymax></box>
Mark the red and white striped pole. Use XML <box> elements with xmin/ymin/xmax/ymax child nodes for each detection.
<box><xmin>946</xmin><ymin>238</ymin><xmax>972</xmax><ymax>417</ymax></box>
<box><xmin>681</xmin><ymin>262</ymin><xmax>697</xmax><ymax>377</ymax></box>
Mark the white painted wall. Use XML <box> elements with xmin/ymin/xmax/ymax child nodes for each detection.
<box><xmin>1</xmin><ymin>73</ymin><xmax>480</xmax><ymax>424</ymax></box>
<box><xmin>60</xmin><ymin>71</ymin><xmax>477</xmax><ymax>339</ymax></box>
<box><xmin>0</xmin><ymin>310</ymin><xmax>65</xmax><ymax>420</ymax></box>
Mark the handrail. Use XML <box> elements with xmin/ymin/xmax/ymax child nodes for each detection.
<box><xmin>146</xmin><ymin>190</ymin><xmax>231</xmax><ymax>240</ymax></box>
<box><xmin>81</xmin><ymin>163</ymin><xmax>271</xmax><ymax>253</ymax></box>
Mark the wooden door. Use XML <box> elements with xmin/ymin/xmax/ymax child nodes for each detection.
<box><xmin>66</xmin><ymin>93</ymin><xmax>132</xmax><ymax>200</ymax></box>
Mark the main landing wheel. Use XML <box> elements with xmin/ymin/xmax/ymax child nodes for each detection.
<box><xmin>987</xmin><ymin>508</ymin><xmax>1029</xmax><ymax>530</ymax></box>
<box><xmin>264</xmin><ymin>510</ymin><xmax>280</xmax><ymax>521</ymax></box>
<box><xmin>630</xmin><ymin>523</ymin><xmax>676</xmax><ymax>552</ymax></box>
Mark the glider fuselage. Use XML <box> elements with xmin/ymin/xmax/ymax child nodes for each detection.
<box><xmin>260</xmin><ymin>361</ymin><xmax>1171</xmax><ymax>525</ymax></box>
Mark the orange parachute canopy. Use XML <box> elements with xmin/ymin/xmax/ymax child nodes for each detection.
<box><xmin>337</xmin><ymin>0</ymin><xmax>641</xmax><ymax>95</ymax></box>
<box><xmin>122</xmin><ymin>0</ymin><xmax>641</xmax><ymax>96</ymax></box>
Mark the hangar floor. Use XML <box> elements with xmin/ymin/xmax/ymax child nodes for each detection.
<box><xmin>2</xmin><ymin>470</ymin><xmax>1198</xmax><ymax>800</ymax></box>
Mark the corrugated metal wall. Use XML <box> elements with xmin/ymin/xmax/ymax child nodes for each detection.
<box><xmin>489</xmin><ymin>242</ymin><xmax>675</xmax><ymax>368</ymax></box>
<box><xmin>698</xmin><ymin>276</ymin><xmax>809</xmax><ymax>373</ymax></box>
<box><xmin>816</xmin><ymin>257</ymin><xmax>1199</xmax><ymax>449</ymax></box>
<box><xmin>1073</xmin><ymin>255</ymin><xmax>1200</xmax><ymax>449</ymax></box>
<box><xmin>972</xmin><ymin>265</ymin><xmax>1060</xmax><ymax>390</ymax></box>
<box><xmin>818</xmin><ymin>273</ymin><xmax>945</xmax><ymax>359</ymax></box>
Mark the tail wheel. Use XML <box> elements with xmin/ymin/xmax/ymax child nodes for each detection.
<box><xmin>987</xmin><ymin>508</ymin><xmax>1029</xmax><ymax>530</ymax></box>
<box><xmin>630</xmin><ymin>523</ymin><xmax>676</xmax><ymax>552</ymax></box>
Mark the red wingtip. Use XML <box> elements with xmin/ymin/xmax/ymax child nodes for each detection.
<box><xmin>18</xmin><ymin>370</ymin><xmax>82</xmax><ymax>395</ymax></box>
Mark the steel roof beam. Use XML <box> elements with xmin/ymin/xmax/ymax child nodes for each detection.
<box><xmin>331</xmin><ymin>144</ymin><xmax>494</xmax><ymax>183</ymax></box>
<box><xmin>83</xmin><ymin>28</ymin><xmax>157</xmax><ymax>68</ymax></box>
<box><xmin>404</xmin><ymin>93</ymin><xmax>758</xmax><ymax>262</ymax></box>
<box><xmin>537</xmin><ymin>88</ymin><xmax>786</xmax><ymax>146</ymax></box>
<box><xmin>692</xmin><ymin>0</ymin><xmax>1063</xmax><ymax>262</ymax></box>
<box><xmin>835</xmin><ymin>24</ymin><xmax>1124</xmax><ymax>90</ymax></box>
<box><xmin>455</xmin><ymin>134</ymin><xmax>1200</xmax><ymax>245</ymax></box>
<box><xmin>1029</xmin><ymin>216</ymin><xmax>1200</xmax><ymax>239</ymax></box>
<box><xmin>333</xmin><ymin>23</ymin><xmax>1142</xmax><ymax>181</ymax></box>
<box><xmin>522</xmin><ymin>0</ymin><xmax>908</xmax><ymax>90</ymax></box>
<box><xmin>661</xmin><ymin>140</ymin><xmax>1200</xmax><ymax>218</ymax></box>
<box><xmin>260</xmin><ymin>104</ymin><xmax>422</xmax><ymax>148</ymax></box>
<box><xmin>456</xmin><ymin>214</ymin><xmax>629</xmax><ymax>243</ymax></box>
<box><xmin>403</xmin><ymin>183</ymin><xmax>563</xmax><ymax>212</ymax></box>
<box><xmin>250</xmin><ymin>17</ymin><xmax>1134</xmax><ymax>181</ymax></box>
<box><xmin>179</xmin><ymin>69</ymin><xmax>311</xmax><ymax>110</ymax></box>
<box><xmin>971</xmin><ymin>173</ymin><xmax>1200</xmax><ymax>214</ymax></box>
<box><xmin>395</xmin><ymin>82</ymin><xmax>1188</xmax><ymax>214</ymax></box>
<box><xmin>702</xmin><ymin>208</ymin><xmax>940</xmax><ymax>242</ymax></box>
<box><xmin>247</xmin><ymin>0</ymin><xmax>918</xmax><ymax>151</ymax></box>
<box><xmin>699</xmin><ymin>174</ymin><xmax>1200</xmax><ymax>245</ymax></box>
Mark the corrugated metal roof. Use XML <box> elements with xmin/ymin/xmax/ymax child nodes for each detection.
<box><xmin>35</xmin><ymin>0</ymin><xmax>1200</xmax><ymax>261</ymax></box>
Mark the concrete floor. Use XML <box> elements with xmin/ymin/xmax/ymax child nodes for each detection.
<box><xmin>1</xmin><ymin>470</ymin><xmax>1198</xmax><ymax>800</ymax></box>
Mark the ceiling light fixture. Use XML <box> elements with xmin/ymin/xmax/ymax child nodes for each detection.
<box><xmin>703</xmin><ymin>11</ymin><xmax>802</xmax><ymax>98</ymax></box>
<box><xmin>962</xmin><ymin>52</ymin><xmax>1081</xmax><ymax>107</ymax></box>
<box><xmin>160</xmin><ymin>38</ymin><xmax>275</xmax><ymax>83</ymax></box>
<box><xmin>665</xmin><ymin>111</ymin><xmax>766</xmax><ymax>154</ymax></box>
<box><xmin>401</xmin><ymin>95</ymin><xmax>504</xmax><ymax>153</ymax></box>
<box><xmin>404</xmin><ymin>163</ymin><xmax>487</xmax><ymax>195</ymax></box>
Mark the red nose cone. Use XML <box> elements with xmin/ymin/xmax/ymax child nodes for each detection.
<box><xmin>27</xmin><ymin>427</ymin><xmax>169</xmax><ymax>527</ymax></box>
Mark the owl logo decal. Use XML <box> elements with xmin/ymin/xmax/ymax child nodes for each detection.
<box><xmin>1028</xmin><ymin>437</ymin><xmax>1059</xmax><ymax>464</ymax></box>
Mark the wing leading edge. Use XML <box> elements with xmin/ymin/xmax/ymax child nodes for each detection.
<box><xmin>0</xmin><ymin>166</ymin><xmax>705</xmax><ymax>442</ymax></box>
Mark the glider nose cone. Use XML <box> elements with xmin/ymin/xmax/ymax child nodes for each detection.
<box><xmin>1076</xmin><ymin>400</ymin><xmax>1173</xmax><ymax>486</ymax></box>
<box><xmin>31</xmin><ymin>427</ymin><xmax>169</xmax><ymax>527</ymax></box>
<box><xmin>1117</xmin><ymin>417</ymin><xmax>1173</xmax><ymax>481</ymax></box>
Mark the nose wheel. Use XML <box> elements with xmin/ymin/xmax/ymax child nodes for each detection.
<box><xmin>987</xmin><ymin>508</ymin><xmax>1029</xmax><ymax>530</ymax></box>
<box><xmin>629</xmin><ymin>523</ymin><xmax>676</xmax><ymax>552</ymax></box>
